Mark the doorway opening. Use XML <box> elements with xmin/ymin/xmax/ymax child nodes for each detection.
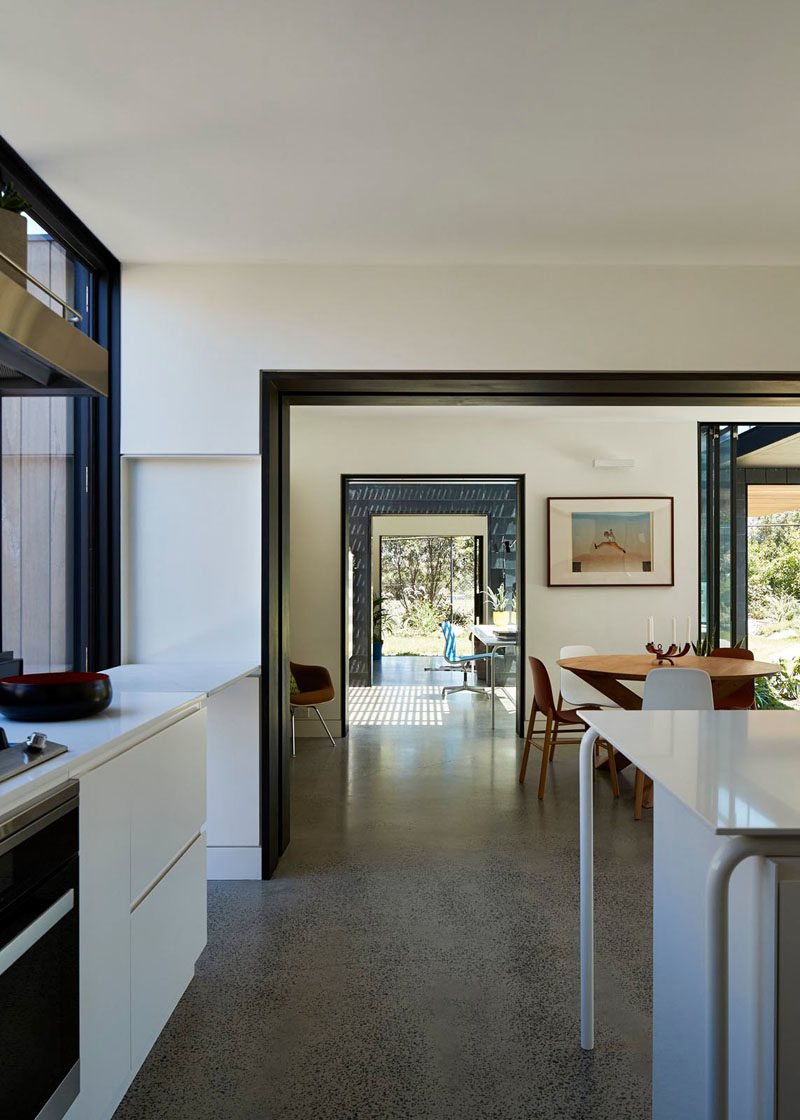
<box><xmin>343</xmin><ymin>477</ymin><xmax>523</xmax><ymax>734</ymax></box>
<box><xmin>378</xmin><ymin>533</ymin><xmax>480</xmax><ymax>659</ymax></box>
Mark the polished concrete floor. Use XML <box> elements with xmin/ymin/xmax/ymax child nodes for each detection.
<box><xmin>114</xmin><ymin>675</ymin><xmax>652</xmax><ymax>1120</ymax></box>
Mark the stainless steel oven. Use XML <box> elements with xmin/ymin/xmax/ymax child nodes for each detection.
<box><xmin>0</xmin><ymin>781</ymin><xmax>79</xmax><ymax>1119</ymax></box>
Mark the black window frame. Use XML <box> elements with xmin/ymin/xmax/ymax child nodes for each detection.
<box><xmin>0</xmin><ymin>135</ymin><xmax>120</xmax><ymax>671</ymax></box>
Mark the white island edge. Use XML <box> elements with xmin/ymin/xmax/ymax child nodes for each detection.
<box><xmin>579</xmin><ymin>708</ymin><xmax>800</xmax><ymax>1120</ymax></box>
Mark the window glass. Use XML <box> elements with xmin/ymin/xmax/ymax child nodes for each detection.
<box><xmin>0</xmin><ymin>194</ymin><xmax>85</xmax><ymax>672</ymax></box>
<box><xmin>1</xmin><ymin>397</ymin><xmax>74</xmax><ymax>672</ymax></box>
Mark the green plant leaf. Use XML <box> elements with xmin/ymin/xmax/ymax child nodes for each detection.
<box><xmin>0</xmin><ymin>181</ymin><xmax>27</xmax><ymax>214</ymax></box>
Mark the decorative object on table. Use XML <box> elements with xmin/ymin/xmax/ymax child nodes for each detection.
<box><xmin>0</xmin><ymin>671</ymin><xmax>112</xmax><ymax>721</ymax></box>
<box><xmin>0</xmin><ymin>180</ymin><xmax>28</xmax><ymax>287</ymax></box>
<box><xmin>644</xmin><ymin>614</ymin><xmax>692</xmax><ymax>663</ymax></box>
<box><xmin>547</xmin><ymin>497</ymin><xmax>674</xmax><ymax>586</ymax></box>
<box><xmin>483</xmin><ymin>584</ymin><xmax>509</xmax><ymax>625</ymax></box>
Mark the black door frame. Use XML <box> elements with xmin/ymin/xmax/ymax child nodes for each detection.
<box><xmin>341</xmin><ymin>474</ymin><xmax>525</xmax><ymax>737</ymax></box>
<box><xmin>260</xmin><ymin>370</ymin><xmax>800</xmax><ymax>878</ymax></box>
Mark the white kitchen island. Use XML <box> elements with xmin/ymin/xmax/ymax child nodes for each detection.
<box><xmin>579</xmin><ymin>709</ymin><xmax>800</xmax><ymax>1120</ymax></box>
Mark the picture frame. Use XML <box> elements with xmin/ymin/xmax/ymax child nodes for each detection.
<box><xmin>547</xmin><ymin>496</ymin><xmax>674</xmax><ymax>587</ymax></box>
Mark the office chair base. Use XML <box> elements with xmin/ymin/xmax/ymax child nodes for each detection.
<box><xmin>442</xmin><ymin>683</ymin><xmax>489</xmax><ymax>699</ymax></box>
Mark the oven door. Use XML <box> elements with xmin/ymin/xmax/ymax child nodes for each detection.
<box><xmin>0</xmin><ymin>787</ymin><xmax>79</xmax><ymax>1120</ymax></box>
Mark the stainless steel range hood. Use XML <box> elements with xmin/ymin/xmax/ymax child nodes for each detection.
<box><xmin>0</xmin><ymin>271</ymin><xmax>108</xmax><ymax>396</ymax></box>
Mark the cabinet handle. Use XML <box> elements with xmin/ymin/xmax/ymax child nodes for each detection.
<box><xmin>0</xmin><ymin>889</ymin><xmax>74</xmax><ymax>977</ymax></box>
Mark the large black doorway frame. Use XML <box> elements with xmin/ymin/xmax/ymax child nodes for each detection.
<box><xmin>341</xmin><ymin>473</ymin><xmax>525</xmax><ymax>737</ymax></box>
<box><xmin>260</xmin><ymin>370</ymin><xmax>800</xmax><ymax>878</ymax></box>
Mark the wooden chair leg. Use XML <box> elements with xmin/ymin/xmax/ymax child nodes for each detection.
<box><xmin>537</xmin><ymin>713</ymin><xmax>554</xmax><ymax>799</ymax></box>
<box><xmin>519</xmin><ymin>699</ymin><xmax>538</xmax><ymax>784</ymax></box>
<box><xmin>634</xmin><ymin>768</ymin><xmax>646</xmax><ymax>820</ymax></box>
<box><xmin>605</xmin><ymin>740</ymin><xmax>619</xmax><ymax>798</ymax></box>
<box><xmin>549</xmin><ymin>725</ymin><xmax>558</xmax><ymax>761</ymax></box>
<box><xmin>551</xmin><ymin>694</ymin><xmax>563</xmax><ymax>749</ymax></box>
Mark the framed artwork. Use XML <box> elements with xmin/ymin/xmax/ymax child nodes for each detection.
<box><xmin>547</xmin><ymin>497</ymin><xmax>674</xmax><ymax>587</ymax></box>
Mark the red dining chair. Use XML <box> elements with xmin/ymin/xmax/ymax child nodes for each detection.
<box><xmin>710</xmin><ymin>647</ymin><xmax>757</xmax><ymax>710</ymax></box>
<box><xmin>519</xmin><ymin>656</ymin><xmax>619</xmax><ymax>800</ymax></box>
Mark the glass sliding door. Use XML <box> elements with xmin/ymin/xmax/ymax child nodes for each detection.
<box><xmin>698</xmin><ymin>423</ymin><xmax>742</xmax><ymax>649</ymax></box>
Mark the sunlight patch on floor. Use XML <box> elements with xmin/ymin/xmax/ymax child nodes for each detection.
<box><xmin>348</xmin><ymin>683</ymin><xmax>516</xmax><ymax>726</ymax></box>
<box><xmin>348</xmin><ymin>684</ymin><xmax>449</xmax><ymax>726</ymax></box>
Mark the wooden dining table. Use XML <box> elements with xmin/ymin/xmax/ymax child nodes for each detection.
<box><xmin>557</xmin><ymin>652</ymin><xmax>780</xmax><ymax>712</ymax></box>
<box><xmin>556</xmin><ymin>653</ymin><xmax>781</xmax><ymax>801</ymax></box>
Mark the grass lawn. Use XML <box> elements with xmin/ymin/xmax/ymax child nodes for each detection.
<box><xmin>383</xmin><ymin>632</ymin><xmax>472</xmax><ymax>657</ymax></box>
<box><xmin>749</xmin><ymin>619</ymin><xmax>800</xmax><ymax>663</ymax></box>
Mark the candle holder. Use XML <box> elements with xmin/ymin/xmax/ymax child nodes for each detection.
<box><xmin>645</xmin><ymin>641</ymin><xmax>691</xmax><ymax>666</ymax></box>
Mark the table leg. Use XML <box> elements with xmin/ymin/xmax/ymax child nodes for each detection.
<box><xmin>579</xmin><ymin>726</ymin><xmax>599</xmax><ymax>1050</ymax></box>
<box><xmin>706</xmin><ymin>836</ymin><xmax>800</xmax><ymax>1120</ymax></box>
<box><xmin>491</xmin><ymin>650</ymin><xmax>496</xmax><ymax>729</ymax></box>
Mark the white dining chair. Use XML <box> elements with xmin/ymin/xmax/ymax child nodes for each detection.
<box><xmin>635</xmin><ymin>667</ymin><xmax>714</xmax><ymax>818</ymax></box>
<box><xmin>559</xmin><ymin>644</ymin><xmax>621</xmax><ymax>709</ymax></box>
<box><xmin>552</xmin><ymin>644</ymin><xmax>621</xmax><ymax>758</ymax></box>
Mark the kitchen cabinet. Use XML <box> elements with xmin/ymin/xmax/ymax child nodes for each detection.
<box><xmin>104</xmin><ymin>664</ymin><xmax>261</xmax><ymax>880</ymax></box>
<box><xmin>129</xmin><ymin>710</ymin><xmax>207</xmax><ymax>902</ymax></box>
<box><xmin>71</xmin><ymin>747</ymin><xmax>133</xmax><ymax>1120</ymax></box>
<box><xmin>131</xmin><ymin>833</ymin><xmax>207</xmax><ymax>1068</ymax></box>
<box><xmin>64</xmin><ymin>705</ymin><xmax>207</xmax><ymax>1120</ymax></box>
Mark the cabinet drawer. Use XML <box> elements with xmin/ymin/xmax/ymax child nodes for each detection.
<box><xmin>131</xmin><ymin>833</ymin><xmax>207</xmax><ymax>1069</ymax></box>
<box><xmin>129</xmin><ymin>708</ymin><xmax>206</xmax><ymax>902</ymax></box>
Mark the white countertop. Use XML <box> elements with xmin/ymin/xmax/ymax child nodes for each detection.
<box><xmin>0</xmin><ymin>689</ymin><xmax>205</xmax><ymax>818</ymax></box>
<box><xmin>0</xmin><ymin>661</ymin><xmax>260</xmax><ymax>818</ymax></box>
<box><xmin>104</xmin><ymin>661</ymin><xmax>260</xmax><ymax>696</ymax></box>
<box><xmin>584</xmin><ymin>708</ymin><xmax>800</xmax><ymax>835</ymax></box>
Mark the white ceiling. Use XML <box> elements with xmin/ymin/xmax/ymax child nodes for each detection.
<box><xmin>4</xmin><ymin>1</ymin><xmax>800</xmax><ymax>265</ymax></box>
<box><xmin>738</xmin><ymin>430</ymin><xmax>800</xmax><ymax>467</ymax></box>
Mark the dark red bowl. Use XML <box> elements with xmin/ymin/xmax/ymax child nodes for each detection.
<box><xmin>0</xmin><ymin>672</ymin><xmax>112</xmax><ymax>721</ymax></box>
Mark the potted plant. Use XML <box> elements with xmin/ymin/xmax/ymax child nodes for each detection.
<box><xmin>0</xmin><ymin>181</ymin><xmax>28</xmax><ymax>287</ymax></box>
<box><xmin>372</xmin><ymin>595</ymin><xmax>394</xmax><ymax>659</ymax></box>
<box><xmin>484</xmin><ymin>584</ymin><xmax>510</xmax><ymax>626</ymax></box>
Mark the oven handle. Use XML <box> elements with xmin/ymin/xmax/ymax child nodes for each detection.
<box><xmin>0</xmin><ymin>889</ymin><xmax>74</xmax><ymax>978</ymax></box>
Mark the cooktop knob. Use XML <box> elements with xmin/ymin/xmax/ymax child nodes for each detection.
<box><xmin>25</xmin><ymin>732</ymin><xmax>48</xmax><ymax>753</ymax></box>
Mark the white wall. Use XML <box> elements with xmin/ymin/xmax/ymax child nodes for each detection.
<box><xmin>122</xmin><ymin>263</ymin><xmax>800</xmax><ymax>457</ymax></box>
<box><xmin>120</xmin><ymin>261</ymin><xmax>800</xmax><ymax>667</ymax></box>
<box><xmin>122</xmin><ymin>457</ymin><xmax>260</xmax><ymax>662</ymax></box>
<box><xmin>291</xmin><ymin>407</ymin><xmax>701</xmax><ymax>722</ymax></box>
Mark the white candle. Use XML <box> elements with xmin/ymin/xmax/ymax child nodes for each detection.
<box><xmin>685</xmin><ymin>616</ymin><xmax>691</xmax><ymax>646</ymax></box>
<box><xmin>648</xmin><ymin>616</ymin><xmax>654</xmax><ymax>644</ymax></box>
<box><xmin>671</xmin><ymin>617</ymin><xmax>677</xmax><ymax>645</ymax></box>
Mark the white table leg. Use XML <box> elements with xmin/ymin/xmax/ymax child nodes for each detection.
<box><xmin>579</xmin><ymin>726</ymin><xmax>599</xmax><ymax>1050</ymax></box>
<box><xmin>706</xmin><ymin>835</ymin><xmax>800</xmax><ymax>1120</ymax></box>
<box><xmin>491</xmin><ymin>650</ymin><xmax>496</xmax><ymax>729</ymax></box>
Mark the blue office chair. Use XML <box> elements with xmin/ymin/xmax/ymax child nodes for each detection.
<box><xmin>436</xmin><ymin>620</ymin><xmax>492</xmax><ymax>699</ymax></box>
